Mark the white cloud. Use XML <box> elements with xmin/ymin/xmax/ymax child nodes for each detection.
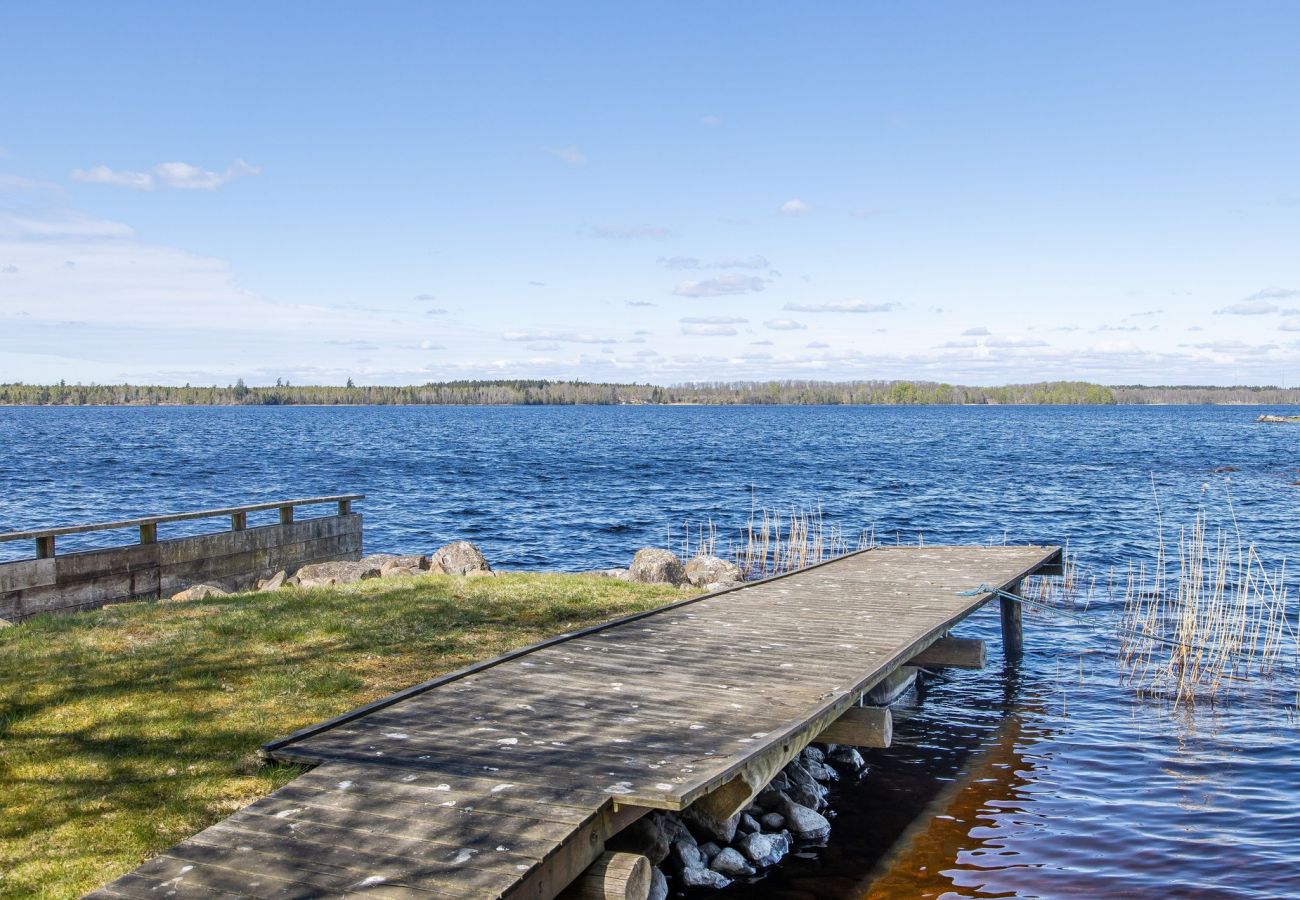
<box><xmin>590</xmin><ymin>223</ymin><xmax>671</xmax><ymax>240</ymax></box>
<box><xmin>986</xmin><ymin>336</ymin><xmax>1049</xmax><ymax>349</ymax></box>
<box><xmin>673</xmin><ymin>274</ymin><xmax>768</xmax><ymax>297</ymax></box>
<box><xmin>1280</xmin><ymin>319</ymin><xmax>1300</xmax><ymax>332</ymax></box>
<box><xmin>659</xmin><ymin>255</ymin><xmax>769</xmax><ymax>270</ymax></box>
<box><xmin>764</xmin><ymin>318</ymin><xmax>805</xmax><ymax>331</ymax></box>
<box><xmin>681</xmin><ymin>316</ymin><xmax>747</xmax><ymax>324</ymax></box>
<box><xmin>1243</xmin><ymin>287</ymin><xmax>1300</xmax><ymax>302</ymax></box>
<box><xmin>419</xmin><ymin>340</ymin><xmax>444</xmax><ymax>350</ymax></box>
<box><xmin>682</xmin><ymin>323</ymin><xmax>738</xmax><ymax>336</ymax></box>
<box><xmin>1216</xmin><ymin>299</ymin><xmax>1279</xmax><ymax>315</ymax></box>
<box><xmin>71</xmin><ymin>159</ymin><xmax>260</xmax><ymax>191</ymax></box>
<box><xmin>806</xmin><ymin>341</ymin><xmax>830</xmax><ymax>349</ymax></box>
<box><xmin>783</xmin><ymin>300</ymin><xmax>897</xmax><ymax>313</ymax></box>
<box><xmin>0</xmin><ymin>263</ymin><xmax>16</xmax><ymax>274</ymax></box>
<box><xmin>544</xmin><ymin>145</ymin><xmax>587</xmax><ymax>166</ymax></box>
<box><xmin>626</xmin><ymin>300</ymin><xmax>656</xmax><ymax>307</ymax></box>
<box><xmin>962</xmin><ymin>326</ymin><xmax>990</xmax><ymax>336</ymax></box>
<box><xmin>779</xmin><ymin>198</ymin><xmax>812</xmax><ymax>215</ymax></box>
<box><xmin>501</xmin><ymin>329</ymin><xmax>617</xmax><ymax>344</ymax></box>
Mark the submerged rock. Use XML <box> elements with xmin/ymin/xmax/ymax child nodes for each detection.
<box><xmin>828</xmin><ymin>745</ymin><xmax>866</xmax><ymax>772</ymax></box>
<box><xmin>774</xmin><ymin>797</ymin><xmax>831</xmax><ymax>843</ymax></box>
<box><xmin>429</xmin><ymin>541</ymin><xmax>492</xmax><ymax>576</ymax></box>
<box><xmin>629</xmin><ymin>548</ymin><xmax>688</xmax><ymax>586</ymax></box>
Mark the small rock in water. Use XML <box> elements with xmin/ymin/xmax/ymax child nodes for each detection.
<box><xmin>828</xmin><ymin>746</ymin><xmax>866</xmax><ymax>771</ymax></box>
<box><xmin>736</xmin><ymin>830</ymin><xmax>791</xmax><ymax>868</ymax></box>
<box><xmin>775</xmin><ymin>798</ymin><xmax>832</xmax><ymax>843</ymax></box>
<box><xmin>648</xmin><ymin>867</ymin><xmax>669</xmax><ymax>900</ymax></box>
<box><xmin>760</xmin><ymin>812</ymin><xmax>786</xmax><ymax>831</ymax></box>
<box><xmin>670</xmin><ymin>839</ymin><xmax>704</xmax><ymax>872</ymax></box>
<box><xmin>710</xmin><ymin>846</ymin><xmax>755</xmax><ymax>877</ymax></box>
<box><xmin>801</xmin><ymin>745</ymin><xmax>826</xmax><ymax>765</ymax></box>
<box><xmin>787</xmin><ymin>781</ymin><xmax>826</xmax><ymax>811</ymax></box>
<box><xmin>804</xmin><ymin>758</ymin><xmax>840</xmax><ymax>783</ymax></box>
<box><xmin>679</xmin><ymin>866</ymin><xmax>731</xmax><ymax>889</ymax></box>
<box><xmin>739</xmin><ymin>813</ymin><xmax>761</xmax><ymax>834</ymax></box>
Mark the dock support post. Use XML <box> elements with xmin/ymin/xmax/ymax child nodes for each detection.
<box><xmin>139</xmin><ymin>523</ymin><xmax>157</xmax><ymax>545</ymax></box>
<box><xmin>231</xmin><ymin>511</ymin><xmax>246</xmax><ymax>531</ymax></box>
<box><xmin>557</xmin><ymin>851</ymin><xmax>651</xmax><ymax>900</ymax></box>
<box><xmin>35</xmin><ymin>536</ymin><xmax>55</xmax><ymax>559</ymax></box>
<box><xmin>1000</xmin><ymin>579</ymin><xmax>1024</xmax><ymax>662</ymax></box>
<box><xmin>279</xmin><ymin>505</ymin><xmax>294</xmax><ymax>525</ymax></box>
<box><xmin>338</xmin><ymin>498</ymin><xmax>351</xmax><ymax>516</ymax></box>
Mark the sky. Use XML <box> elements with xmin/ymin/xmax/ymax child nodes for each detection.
<box><xmin>1</xmin><ymin>2</ymin><xmax>1299</xmax><ymax>387</ymax></box>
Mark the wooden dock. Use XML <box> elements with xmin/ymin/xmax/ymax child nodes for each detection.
<box><xmin>88</xmin><ymin>544</ymin><xmax>1060</xmax><ymax>899</ymax></box>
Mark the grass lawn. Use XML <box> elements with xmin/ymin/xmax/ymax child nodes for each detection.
<box><xmin>0</xmin><ymin>572</ymin><xmax>697</xmax><ymax>898</ymax></box>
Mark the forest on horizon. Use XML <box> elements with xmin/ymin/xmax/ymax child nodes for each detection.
<box><xmin>2</xmin><ymin>379</ymin><xmax>1299</xmax><ymax>406</ymax></box>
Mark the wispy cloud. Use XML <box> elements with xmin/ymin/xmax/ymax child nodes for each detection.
<box><xmin>764</xmin><ymin>318</ymin><xmax>805</xmax><ymax>330</ymax></box>
<box><xmin>806</xmin><ymin>341</ymin><xmax>829</xmax><ymax>349</ymax></box>
<box><xmin>659</xmin><ymin>255</ymin><xmax>769</xmax><ymax>270</ymax></box>
<box><xmin>673</xmin><ymin>274</ymin><xmax>768</xmax><ymax>297</ymax></box>
<box><xmin>681</xmin><ymin>316</ymin><xmax>747</xmax><ymax>324</ymax></box>
<box><xmin>986</xmin><ymin>336</ymin><xmax>1049</xmax><ymax>348</ymax></box>
<box><xmin>682</xmin><ymin>323</ymin><xmax>738</xmax><ymax>336</ymax></box>
<box><xmin>962</xmin><ymin>326</ymin><xmax>990</xmax><ymax>336</ymax></box>
<box><xmin>544</xmin><ymin>145</ymin><xmax>586</xmax><ymax>166</ymax></box>
<box><xmin>626</xmin><ymin>300</ymin><xmax>656</xmax><ymax>307</ymax></box>
<box><xmin>72</xmin><ymin>159</ymin><xmax>260</xmax><ymax>191</ymax></box>
<box><xmin>779</xmin><ymin>198</ymin><xmax>812</xmax><ymax>215</ymax></box>
<box><xmin>783</xmin><ymin>300</ymin><xmax>897</xmax><ymax>313</ymax></box>
<box><xmin>501</xmin><ymin>329</ymin><xmax>617</xmax><ymax>344</ymax></box>
<box><xmin>589</xmin><ymin>223</ymin><xmax>671</xmax><ymax>240</ymax></box>
<box><xmin>1216</xmin><ymin>299</ymin><xmax>1279</xmax><ymax>315</ymax></box>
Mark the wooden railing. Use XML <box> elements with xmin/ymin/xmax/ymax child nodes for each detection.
<box><xmin>0</xmin><ymin>495</ymin><xmax>364</xmax><ymax>560</ymax></box>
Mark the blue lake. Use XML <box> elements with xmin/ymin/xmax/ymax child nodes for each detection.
<box><xmin>2</xmin><ymin>404</ymin><xmax>1298</xmax><ymax>897</ymax></box>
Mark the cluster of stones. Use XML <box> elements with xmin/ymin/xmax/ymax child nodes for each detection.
<box><xmin>591</xmin><ymin>547</ymin><xmax>745</xmax><ymax>591</ymax></box>
<box><xmin>612</xmin><ymin>742</ymin><xmax>867</xmax><ymax>896</ymax></box>
<box><xmin>166</xmin><ymin>540</ymin><xmax>492</xmax><ymax>600</ymax></box>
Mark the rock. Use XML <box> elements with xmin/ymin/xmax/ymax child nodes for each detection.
<box><xmin>755</xmin><ymin>785</ymin><xmax>787</xmax><ymax>812</ymax></box>
<box><xmin>774</xmin><ymin>797</ymin><xmax>832</xmax><ymax>843</ymax></box>
<box><xmin>377</xmin><ymin>554</ymin><xmax>429</xmax><ymax>571</ymax></box>
<box><xmin>0</xmin><ymin>617</ymin><xmax>13</xmax><ymax>628</ymax></box>
<box><xmin>739</xmin><ymin>813</ymin><xmax>761</xmax><ymax>834</ymax></box>
<box><xmin>669</xmin><ymin>838</ymin><xmax>704</xmax><ymax>872</ymax></box>
<box><xmin>169</xmin><ymin>583</ymin><xmax>228</xmax><ymax>601</ymax></box>
<box><xmin>787</xmin><ymin>782</ymin><xmax>825</xmax><ymax>811</ymax></box>
<box><xmin>679</xmin><ymin>866</ymin><xmax>731</xmax><ymax>889</ymax></box>
<box><xmin>628</xmin><ymin>548</ymin><xmax>688</xmax><ymax>586</ymax></box>
<box><xmin>256</xmin><ymin>570</ymin><xmax>287</xmax><ymax>591</ymax></box>
<box><xmin>760</xmin><ymin>812</ymin><xmax>786</xmax><ymax>831</ymax></box>
<box><xmin>804</xmin><ymin>758</ymin><xmax>840</xmax><ymax>783</ymax></box>
<box><xmin>710</xmin><ymin>847</ymin><xmax>755</xmax><ymax>878</ymax></box>
<box><xmin>684</xmin><ymin>555</ymin><xmax>743</xmax><ymax>588</ymax></box>
<box><xmin>801</xmin><ymin>745</ymin><xmax>826</xmax><ymax>765</ymax></box>
<box><xmin>608</xmin><ymin>810</ymin><xmax>687</xmax><ymax>865</ymax></box>
<box><xmin>429</xmin><ymin>541</ymin><xmax>492</xmax><ymax>576</ymax></box>
<box><xmin>784</xmin><ymin>761</ymin><xmax>829</xmax><ymax>807</ymax></box>
<box><xmin>682</xmin><ymin>804</ymin><xmax>741</xmax><ymax>844</ymax></box>
<box><xmin>380</xmin><ymin>565</ymin><xmax>423</xmax><ymax>579</ymax></box>
<box><xmin>736</xmin><ymin>830</ymin><xmax>791</xmax><ymax>868</ymax></box>
<box><xmin>585</xmin><ymin>567</ymin><xmax>631</xmax><ymax>579</ymax></box>
<box><xmin>648</xmin><ymin>867</ymin><xmax>668</xmax><ymax>900</ymax></box>
<box><xmin>292</xmin><ymin>560</ymin><xmax>382</xmax><ymax>588</ymax></box>
<box><xmin>698</xmin><ymin>842</ymin><xmax>721</xmax><ymax>861</ymax></box>
<box><xmin>828</xmin><ymin>746</ymin><xmax>866</xmax><ymax>771</ymax></box>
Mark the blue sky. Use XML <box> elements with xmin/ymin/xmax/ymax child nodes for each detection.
<box><xmin>2</xmin><ymin>2</ymin><xmax>1298</xmax><ymax>386</ymax></box>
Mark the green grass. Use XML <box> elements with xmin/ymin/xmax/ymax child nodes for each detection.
<box><xmin>0</xmin><ymin>572</ymin><xmax>697</xmax><ymax>898</ymax></box>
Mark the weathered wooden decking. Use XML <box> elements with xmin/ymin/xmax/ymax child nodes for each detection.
<box><xmin>88</xmin><ymin>544</ymin><xmax>1060</xmax><ymax>899</ymax></box>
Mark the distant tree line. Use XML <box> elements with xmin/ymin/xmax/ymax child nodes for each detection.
<box><xmin>1</xmin><ymin>379</ymin><xmax>1298</xmax><ymax>407</ymax></box>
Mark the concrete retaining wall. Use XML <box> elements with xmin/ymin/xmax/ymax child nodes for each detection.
<box><xmin>0</xmin><ymin>513</ymin><xmax>362</xmax><ymax>621</ymax></box>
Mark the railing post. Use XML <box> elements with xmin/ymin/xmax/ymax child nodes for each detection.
<box><xmin>1000</xmin><ymin>579</ymin><xmax>1024</xmax><ymax>663</ymax></box>
<box><xmin>36</xmin><ymin>535</ymin><xmax>55</xmax><ymax>559</ymax></box>
<box><xmin>139</xmin><ymin>523</ymin><xmax>157</xmax><ymax>545</ymax></box>
<box><xmin>231</xmin><ymin>512</ymin><xmax>247</xmax><ymax>531</ymax></box>
<box><xmin>279</xmin><ymin>505</ymin><xmax>294</xmax><ymax>525</ymax></box>
<box><xmin>338</xmin><ymin>498</ymin><xmax>351</xmax><ymax>516</ymax></box>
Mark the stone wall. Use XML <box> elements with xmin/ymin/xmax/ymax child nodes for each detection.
<box><xmin>0</xmin><ymin>513</ymin><xmax>362</xmax><ymax>621</ymax></box>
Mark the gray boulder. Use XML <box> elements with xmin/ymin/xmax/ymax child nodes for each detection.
<box><xmin>828</xmin><ymin>745</ymin><xmax>866</xmax><ymax>771</ymax></box>
<box><xmin>774</xmin><ymin>797</ymin><xmax>831</xmax><ymax>843</ymax></box>
<box><xmin>669</xmin><ymin>838</ymin><xmax>704</xmax><ymax>872</ymax></box>
<box><xmin>685</xmin><ymin>555</ymin><xmax>743</xmax><ymax>587</ymax></box>
<box><xmin>429</xmin><ymin>541</ymin><xmax>492</xmax><ymax>576</ymax></box>
<box><xmin>736</xmin><ymin>830</ymin><xmax>791</xmax><ymax>868</ymax></box>
<box><xmin>291</xmin><ymin>560</ymin><xmax>382</xmax><ymax>588</ymax></box>
<box><xmin>682</xmin><ymin>804</ymin><xmax>741</xmax><ymax>844</ymax></box>
<box><xmin>255</xmin><ymin>570</ymin><xmax>287</xmax><ymax>591</ymax></box>
<box><xmin>760</xmin><ymin>812</ymin><xmax>786</xmax><ymax>831</ymax></box>
<box><xmin>679</xmin><ymin>866</ymin><xmax>731</xmax><ymax>889</ymax></box>
<box><xmin>584</xmin><ymin>567</ymin><xmax>631</xmax><ymax>579</ymax></box>
<box><xmin>608</xmin><ymin>810</ymin><xmax>688</xmax><ymax>865</ymax></box>
<box><xmin>648</xmin><ymin>867</ymin><xmax>668</xmax><ymax>900</ymax></box>
<box><xmin>628</xmin><ymin>548</ymin><xmax>688</xmax><ymax>586</ymax></box>
<box><xmin>168</xmin><ymin>583</ymin><xmax>228</xmax><ymax>601</ymax></box>
<box><xmin>739</xmin><ymin>813</ymin><xmax>761</xmax><ymax>834</ymax></box>
<box><xmin>710</xmin><ymin>847</ymin><xmax>755</xmax><ymax>878</ymax></box>
<box><xmin>802</xmin><ymin>745</ymin><xmax>826</xmax><ymax>765</ymax></box>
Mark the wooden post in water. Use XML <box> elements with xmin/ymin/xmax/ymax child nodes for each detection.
<box><xmin>279</xmin><ymin>505</ymin><xmax>294</xmax><ymax>525</ymax></box>
<box><xmin>231</xmin><ymin>511</ymin><xmax>246</xmax><ymax>531</ymax></box>
<box><xmin>139</xmin><ymin>523</ymin><xmax>157</xmax><ymax>545</ymax></box>
<box><xmin>1000</xmin><ymin>578</ymin><xmax>1024</xmax><ymax>662</ymax></box>
<box><xmin>338</xmin><ymin>498</ymin><xmax>351</xmax><ymax>516</ymax></box>
<box><xmin>35</xmin><ymin>535</ymin><xmax>55</xmax><ymax>559</ymax></box>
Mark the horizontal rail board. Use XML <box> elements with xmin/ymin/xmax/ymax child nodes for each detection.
<box><xmin>0</xmin><ymin>494</ymin><xmax>364</xmax><ymax>543</ymax></box>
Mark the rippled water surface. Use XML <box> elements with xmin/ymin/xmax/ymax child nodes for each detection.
<box><xmin>2</xmin><ymin>405</ymin><xmax>1298</xmax><ymax>897</ymax></box>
